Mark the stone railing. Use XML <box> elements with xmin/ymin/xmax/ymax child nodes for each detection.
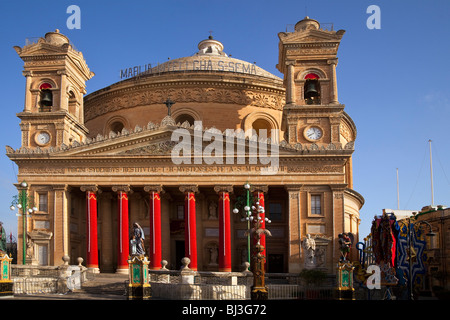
<box><xmin>11</xmin><ymin>256</ymin><xmax>90</xmax><ymax>295</ymax></box>
<box><xmin>147</xmin><ymin>259</ymin><xmax>336</xmax><ymax>300</ymax></box>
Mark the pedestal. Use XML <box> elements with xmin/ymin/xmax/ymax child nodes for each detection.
<box><xmin>0</xmin><ymin>254</ymin><xmax>14</xmax><ymax>297</ymax></box>
<box><xmin>127</xmin><ymin>255</ymin><xmax>151</xmax><ymax>300</ymax></box>
<box><xmin>336</xmin><ymin>261</ymin><xmax>355</xmax><ymax>300</ymax></box>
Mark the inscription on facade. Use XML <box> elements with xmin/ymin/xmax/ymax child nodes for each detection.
<box><xmin>120</xmin><ymin>59</ymin><xmax>258</xmax><ymax>79</ymax></box>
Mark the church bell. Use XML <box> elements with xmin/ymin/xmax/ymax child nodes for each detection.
<box><xmin>304</xmin><ymin>80</ymin><xmax>319</xmax><ymax>99</ymax></box>
<box><xmin>40</xmin><ymin>90</ymin><xmax>52</xmax><ymax>106</ymax></box>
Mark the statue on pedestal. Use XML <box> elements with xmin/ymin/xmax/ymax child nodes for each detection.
<box><xmin>338</xmin><ymin>233</ymin><xmax>352</xmax><ymax>261</ymax></box>
<box><xmin>131</xmin><ymin>222</ymin><xmax>145</xmax><ymax>256</ymax></box>
<box><xmin>302</xmin><ymin>234</ymin><xmax>316</xmax><ymax>267</ymax></box>
<box><xmin>0</xmin><ymin>222</ymin><xmax>6</xmax><ymax>254</ymax></box>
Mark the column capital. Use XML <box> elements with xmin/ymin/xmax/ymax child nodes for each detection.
<box><xmin>330</xmin><ymin>184</ymin><xmax>347</xmax><ymax>192</ymax></box>
<box><xmin>284</xmin><ymin>185</ymin><xmax>303</xmax><ymax>192</ymax></box>
<box><xmin>52</xmin><ymin>184</ymin><xmax>71</xmax><ymax>192</ymax></box>
<box><xmin>144</xmin><ymin>185</ymin><xmax>165</xmax><ymax>194</ymax></box>
<box><xmin>250</xmin><ymin>185</ymin><xmax>268</xmax><ymax>193</ymax></box>
<box><xmin>112</xmin><ymin>185</ymin><xmax>133</xmax><ymax>193</ymax></box>
<box><xmin>213</xmin><ymin>185</ymin><xmax>233</xmax><ymax>194</ymax></box>
<box><xmin>179</xmin><ymin>185</ymin><xmax>198</xmax><ymax>193</ymax></box>
<box><xmin>327</xmin><ymin>58</ymin><xmax>338</xmax><ymax>65</ymax></box>
<box><xmin>80</xmin><ymin>185</ymin><xmax>101</xmax><ymax>193</ymax></box>
<box><xmin>286</xmin><ymin>60</ymin><xmax>296</xmax><ymax>66</ymax></box>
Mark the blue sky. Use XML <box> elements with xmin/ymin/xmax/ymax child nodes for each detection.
<box><xmin>0</xmin><ymin>0</ymin><xmax>449</xmax><ymax>242</ymax></box>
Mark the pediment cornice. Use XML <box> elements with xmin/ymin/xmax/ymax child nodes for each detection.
<box><xmin>6</xmin><ymin>116</ymin><xmax>355</xmax><ymax>161</ymax></box>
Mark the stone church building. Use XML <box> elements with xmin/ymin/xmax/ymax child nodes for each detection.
<box><xmin>7</xmin><ymin>17</ymin><xmax>364</xmax><ymax>274</ymax></box>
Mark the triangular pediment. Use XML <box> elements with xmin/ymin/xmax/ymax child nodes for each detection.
<box><xmin>6</xmin><ymin>116</ymin><xmax>355</xmax><ymax>163</ymax></box>
<box><xmin>279</xmin><ymin>28</ymin><xmax>345</xmax><ymax>44</ymax></box>
<box><xmin>15</xmin><ymin>41</ymin><xmax>70</xmax><ymax>57</ymax></box>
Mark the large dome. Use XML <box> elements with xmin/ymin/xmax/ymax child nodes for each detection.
<box><xmin>83</xmin><ymin>37</ymin><xmax>285</xmax><ymax>139</ymax></box>
<box><xmin>136</xmin><ymin>36</ymin><xmax>281</xmax><ymax>81</ymax></box>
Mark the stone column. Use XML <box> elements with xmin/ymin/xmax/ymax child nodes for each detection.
<box><xmin>327</xmin><ymin>58</ymin><xmax>339</xmax><ymax>104</ymax></box>
<box><xmin>285</xmin><ymin>185</ymin><xmax>302</xmax><ymax>273</ymax></box>
<box><xmin>331</xmin><ymin>185</ymin><xmax>346</xmax><ymax>264</ymax></box>
<box><xmin>144</xmin><ymin>185</ymin><xmax>164</xmax><ymax>270</ymax></box>
<box><xmin>179</xmin><ymin>185</ymin><xmax>198</xmax><ymax>271</ymax></box>
<box><xmin>286</xmin><ymin>61</ymin><xmax>296</xmax><ymax>105</ymax></box>
<box><xmin>57</xmin><ymin>70</ymin><xmax>68</xmax><ymax>111</ymax></box>
<box><xmin>214</xmin><ymin>185</ymin><xmax>233</xmax><ymax>272</ymax></box>
<box><xmin>23</xmin><ymin>71</ymin><xmax>32</xmax><ymax>112</ymax></box>
<box><xmin>112</xmin><ymin>185</ymin><xmax>132</xmax><ymax>274</ymax></box>
<box><xmin>80</xmin><ymin>185</ymin><xmax>100</xmax><ymax>273</ymax></box>
<box><xmin>52</xmin><ymin>185</ymin><xmax>70</xmax><ymax>265</ymax></box>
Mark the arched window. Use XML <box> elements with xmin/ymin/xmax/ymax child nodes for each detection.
<box><xmin>175</xmin><ymin>114</ymin><xmax>195</xmax><ymax>126</ymax></box>
<box><xmin>39</xmin><ymin>83</ymin><xmax>53</xmax><ymax>112</ymax></box>
<box><xmin>110</xmin><ymin>121</ymin><xmax>125</xmax><ymax>134</ymax></box>
<box><xmin>252</xmin><ymin>118</ymin><xmax>272</xmax><ymax>138</ymax></box>
<box><xmin>304</xmin><ymin>73</ymin><xmax>320</xmax><ymax>105</ymax></box>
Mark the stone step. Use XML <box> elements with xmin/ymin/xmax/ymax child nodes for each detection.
<box><xmin>79</xmin><ymin>273</ymin><xmax>128</xmax><ymax>296</ymax></box>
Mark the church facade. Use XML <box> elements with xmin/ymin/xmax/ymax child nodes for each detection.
<box><xmin>7</xmin><ymin>17</ymin><xmax>364</xmax><ymax>274</ymax></box>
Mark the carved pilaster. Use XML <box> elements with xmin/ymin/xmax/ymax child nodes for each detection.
<box><xmin>327</xmin><ymin>58</ymin><xmax>339</xmax><ymax>104</ymax></box>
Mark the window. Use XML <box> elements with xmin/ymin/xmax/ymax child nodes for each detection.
<box><xmin>110</xmin><ymin>121</ymin><xmax>125</xmax><ymax>134</ymax></box>
<box><xmin>268</xmin><ymin>203</ymin><xmax>282</xmax><ymax>221</ymax></box>
<box><xmin>252</xmin><ymin>119</ymin><xmax>272</xmax><ymax>138</ymax></box>
<box><xmin>38</xmin><ymin>192</ymin><xmax>48</xmax><ymax>212</ymax></box>
<box><xmin>175</xmin><ymin>114</ymin><xmax>195</xmax><ymax>126</ymax></box>
<box><xmin>177</xmin><ymin>205</ymin><xmax>185</xmax><ymax>220</ymax></box>
<box><xmin>311</xmin><ymin>195</ymin><xmax>321</xmax><ymax>215</ymax></box>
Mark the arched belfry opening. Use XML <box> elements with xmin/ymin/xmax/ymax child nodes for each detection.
<box><xmin>304</xmin><ymin>73</ymin><xmax>320</xmax><ymax>105</ymax></box>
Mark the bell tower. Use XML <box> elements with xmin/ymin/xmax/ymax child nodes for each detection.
<box><xmin>277</xmin><ymin>17</ymin><xmax>347</xmax><ymax>146</ymax></box>
<box><xmin>14</xmin><ymin>29</ymin><xmax>94</xmax><ymax>148</ymax></box>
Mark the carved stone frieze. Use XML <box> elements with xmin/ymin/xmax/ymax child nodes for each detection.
<box><xmin>84</xmin><ymin>86</ymin><xmax>285</xmax><ymax>122</ymax></box>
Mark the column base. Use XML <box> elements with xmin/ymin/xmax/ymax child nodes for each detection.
<box><xmin>116</xmin><ymin>267</ymin><xmax>129</xmax><ymax>275</ymax></box>
<box><xmin>87</xmin><ymin>267</ymin><xmax>100</xmax><ymax>274</ymax></box>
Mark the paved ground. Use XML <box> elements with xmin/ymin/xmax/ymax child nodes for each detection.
<box><xmin>5</xmin><ymin>273</ymin><xmax>130</xmax><ymax>300</ymax></box>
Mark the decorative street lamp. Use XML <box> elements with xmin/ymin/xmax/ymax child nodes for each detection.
<box><xmin>397</xmin><ymin>216</ymin><xmax>436</xmax><ymax>300</ymax></box>
<box><xmin>233</xmin><ymin>183</ymin><xmax>253</xmax><ymax>265</ymax></box>
<box><xmin>246</xmin><ymin>198</ymin><xmax>271</xmax><ymax>300</ymax></box>
<box><xmin>233</xmin><ymin>183</ymin><xmax>272</xmax><ymax>300</ymax></box>
<box><xmin>10</xmin><ymin>181</ymin><xmax>37</xmax><ymax>265</ymax></box>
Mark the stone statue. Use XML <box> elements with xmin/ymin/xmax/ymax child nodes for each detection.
<box><xmin>209</xmin><ymin>246</ymin><xmax>218</xmax><ymax>265</ymax></box>
<box><xmin>0</xmin><ymin>222</ymin><xmax>6</xmax><ymax>254</ymax></box>
<box><xmin>131</xmin><ymin>222</ymin><xmax>145</xmax><ymax>256</ymax></box>
<box><xmin>208</xmin><ymin>201</ymin><xmax>217</xmax><ymax>219</ymax></box>
<box><xmin>339</xmin><ymin>233</ymin><xmax>352</xmax><ymax>261</ymax></box>
<box><xmin>302</xmin><ymin>234</ymin><xmax>316</xmax><ymax>266</ymax></box>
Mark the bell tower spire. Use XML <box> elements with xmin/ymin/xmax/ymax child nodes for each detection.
<box><xmin>277</xmin><ymin>17</ymin><xmax>345</xmax><ymax>107</ymax></box>
<box><xmin>277</xmin><ymin>17</ymin><xmax>350</xmax><ymax>146</ymax></box>
<box><xmin>14</xmin><ymin>29</ymin><xmax>94</xmax><ymax>148</ymax></box>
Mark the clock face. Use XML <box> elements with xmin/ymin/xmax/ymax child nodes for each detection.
<box><xmin>36</xmin><ymin>132</ymin><xmax>50</xmax><ymax>145</ymax></box>
<box><xmin>305</xmin><ymin>126</ymin><xmax>323</xmax><ymax>141</ymax></box>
